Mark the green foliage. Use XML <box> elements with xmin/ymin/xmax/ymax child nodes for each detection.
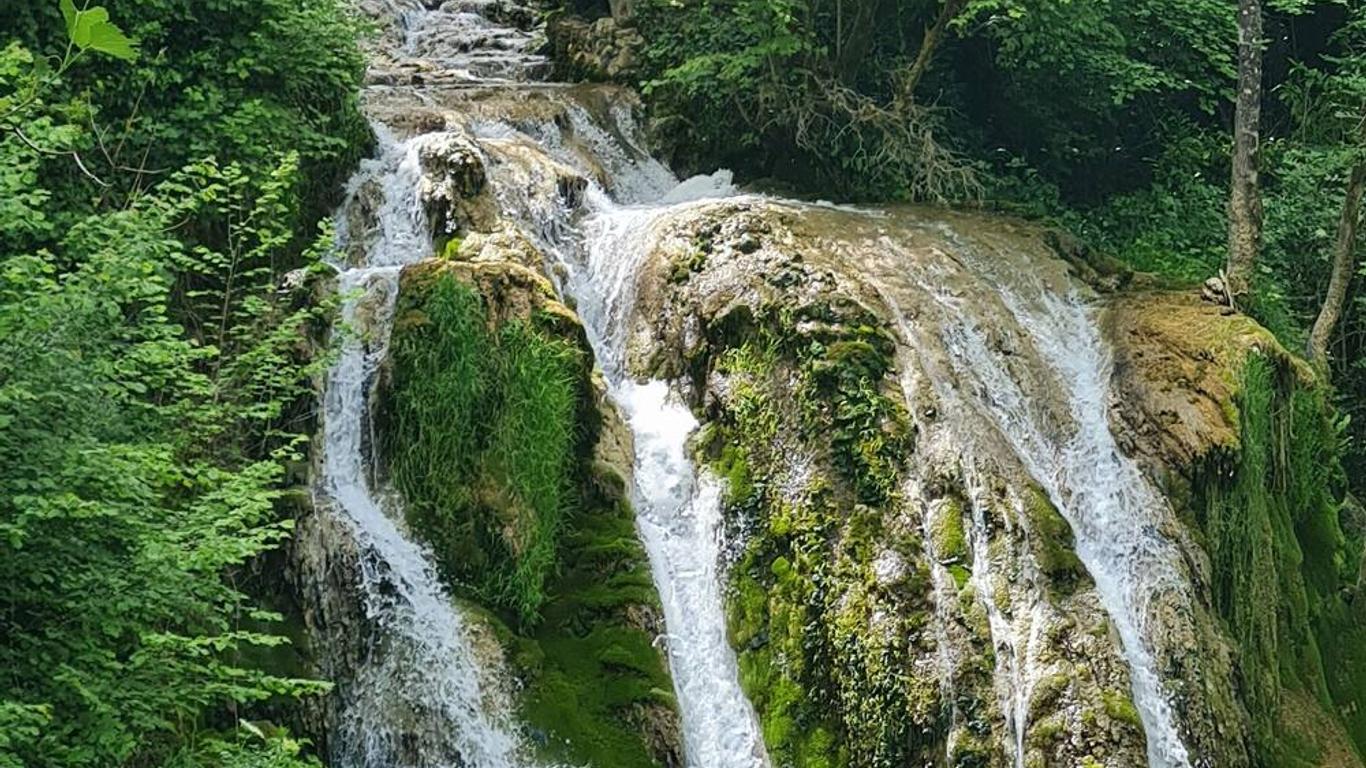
<box><xmin>0</xmin><ymin>3</ymin><xmax>366</xmax><ymax>766</ymax></box>
<box><xmin>386</xmin><ymin>274</ymin><xmax>584</xmax><ymax>623</ymax></box>
<box><xmin>6</xmin><ymin>0</ymin><xmax>369</xmax><ymax>237</ymax></box>
<box><xmin>627</xmin><ymin>0</ymin><xmax>1240</xmax><ymax>200</ymax></box>
<box><xmin>1194</xmin><ymin>352</ymin><xmax>1364</xmax><ymax>765</ymax></box>
<box><xmin>0</xmin><ymin>139</ymin><xmax>336</xmax><ymax>768</ymax></box>
<box><xmin>60</xmin><ymin>0</ymin><xmax>139</xmax><ymax>61</ymax></box>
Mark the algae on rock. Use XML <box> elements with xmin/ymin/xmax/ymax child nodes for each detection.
<box><xmin>381</xmin><ymin>259</ymin><xmax>682</xmax><ymax>768</ymax></box>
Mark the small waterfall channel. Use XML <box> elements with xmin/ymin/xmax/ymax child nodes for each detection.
<box><xmin>554</xmin><ymin>190</ymin><xmax>771</xmax><ymax>768</ymax></box>
<box><xmin>317</xmin><ymin>131</ymin><xmax>529</xmax><ymax>767</ymax></box>
<box><xmin>933</xmin><ymin>273</ymin><xmax>1195</xmax><ymax>768</ymax></box>
<box><xmin>311</xmin><ymin>0</ymin><xmax>1203</xmax><ymax>766</ymax></box>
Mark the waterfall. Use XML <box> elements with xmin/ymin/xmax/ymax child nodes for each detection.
<box><xmin>310</xmin><ymin>0</ymin><xmax>1203</xmax><ymax>764</ymax></box>
<box><xmin>553</xmin><ymin>192</ymin><xmax>770</xmax><ymax>768</ymax></box>
<box><xmin>934</xmin><ymin>279</ymin><xmax>1195</xmax><ymax>768</ymax></box>
<box><xmin>873</xmin><ymin>229</ymin><xmax>1195</xmax><ymax>767</ymax></box>
<box><xmin>316</xmin><ymin>131</ymin><xmax>530</xmax><ymax>767</ymax></box>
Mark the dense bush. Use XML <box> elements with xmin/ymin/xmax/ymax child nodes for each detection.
<box><xmin>2</xmin><ymin>0</ymin><xmax>369</xmax><ymax>244</ymax></box>
<box><xmin>0</xmin><ymin>1</ymin><xmax>367</xmax><ymax>765</ymax></box>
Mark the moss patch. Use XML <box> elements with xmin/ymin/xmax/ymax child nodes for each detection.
<box><xmin>931</xmin><ymin>495</ymin><xmax>969</xmax><ymax>562</ymax></box>
<box><xmin>383</xmin><ymin>265</ymin><xmax>679</xmax><ymax>767</ymax></box>
<box><xmin>386</xmin><ymin>272</ymin><xmax>582</xmax><ymax>622</ymax></box>
<box><xmin>700</xmin><ymin>301</ymin><xmax>946</xmax><ymax>767</ymax></box>
<box><xmin>520</xmin><ymin>490</ymin><xmax>678</xmax><ymax>768</ymax></box>
<box><xmin>1023</xmin><ymin>485</ymin><xmax>1084</xmax><ymax>586</ymax></box>
<box><xmin>1101</xmin><ymin>689</ymin><xmax>1143</xmax><ymax>730</ymax></box>
<box><xmin>1194</xmin><ymin>351</ymin><xmax>1365</xmax><ymax>767</ymax></box>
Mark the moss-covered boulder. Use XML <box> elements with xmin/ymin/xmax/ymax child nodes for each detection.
<box><xmin>607</xmin><ymin>200</ymin><xmax>1157</xmax><ymax>768</ymax></box>
<box><xmin>380</xmin><ymin>258</ymin><xmax>682</xmax><ymax>768</ymax></box>
<box><xmin>581</xmin><ymin>194</ymin><xmax>1365</xmax><ymax>768</ymax></box>
<box><xmin>1110</xmin><ymin>292</ymin><xmax>1366</xmax><ymax>768</ymax></box>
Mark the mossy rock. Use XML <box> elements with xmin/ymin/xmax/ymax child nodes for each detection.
<box><xmin>382</xmin><ymin>260</ymin><xmax>681</xmax><ymax>767</ymax></box>
<box><xmin>1189</xmin><ymin>351</ymin><xmax>1365</xmax><ymax>767</ymax></box>
<box><xmin>1022</xmin><ymin>485</ymin><xmax>1085</xmax><ymax>587</ymax></box>
<box><xmin>701</xmin><ymin>308</ymin><xmax>948</xmax><ymax>767</ymax></box>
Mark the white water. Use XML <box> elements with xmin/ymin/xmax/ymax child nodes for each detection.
<box><xmin>551</xmin><ymin>189</ymin><xmax>769</xmax><ymax>768</ymax></box>
<box><xmin>925</xmin><ymin>270</ymin><xmax>1195</xmax><ymax>768</ymax></box>
<box><xmin>316</xmin><ymin>130</ymin><xmax>529</xmax><ymax>767</ymax></box>
<box><xmin>318</xmin><ymin>1</ymin><xmax>767</xmax><ymax>764</ymax></box>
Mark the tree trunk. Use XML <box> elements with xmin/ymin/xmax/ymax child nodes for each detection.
<box><xmin>900</xmin><ymin>0</ymin><xmax>968</xmax><ymax>104</ymax></box>
<box><xmin>1308</xmin><ymin>162</ymin><xmax>1366</xmax><ymax>367</ymax></box>
<box><xmin>1227</xmin><ymin>0</ymin><xmax>1264</xmax><ymax>306</ymax></box>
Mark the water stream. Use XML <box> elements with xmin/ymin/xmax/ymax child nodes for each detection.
<box><xmin>317</xmin><ymin>131</ymin><xmax>529</xmax><ymax>767</ymax></box>
<box><xmin>554</xmin><ymin>191</ymin><xmax>770</xmax><ymax>768</ymax></box>
<box><xmin>934</xmin><ymin>275</ymin><xmax>1195</xmax><ymax>768</ymax></box>
<box><xmin>311</xmin><ymin>0</ymin><xmax>1201</xmax><ymax>765</ymax></box>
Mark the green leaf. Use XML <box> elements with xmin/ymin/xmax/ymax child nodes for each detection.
<box><xmin>60</xmin><ymin>0</ymin><xmax>77</xmax><ymax>36</ymax></box>
<box><xmin>64</xmin><ymin>3</ymin><xmax>139</xmax><ymax>61</ymax></box>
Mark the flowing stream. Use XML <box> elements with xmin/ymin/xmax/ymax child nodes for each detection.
<box><xmin>317</xmin><ymin>131</ymin><xmax>530</xmax><ymax>768</ymax></box>
<box><xmin>554</xmin><ymin>190</ymin><xmax>770</xmax><ymax>768</ymax></box>
<box><xmin>932</xmin><ymin>271</ymin><xmax>1195</xmax><ymax>768</ymax></box>
<box><xmin>311</xmin><ymin>0</ymin><xmax>1201</xmax><ymax>765</ymax></box>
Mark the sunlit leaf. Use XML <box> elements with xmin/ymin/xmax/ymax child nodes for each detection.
<box><xmin>63</xmin><ymin>2</ymin><xmax>139</xmax><ymax>61</ymax></box>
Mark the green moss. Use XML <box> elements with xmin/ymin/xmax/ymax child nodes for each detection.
<box><xmin>1027</xmin><ymin>716</ymin><xmax>1065</xmax><ymax>750</ymax></box>
<box><xmin>717</xmin><ymin>442</ymin><xmax>755</xmax><ymax>502</ymax></box>
<box><xmin>1029</xmin><ymin>672</ymin><xmax>1070</xmax><ymax>716</ymax></box>
<box><xmin>385</xmin><ymin>269</ymin><xmax>678</xmax><ymax>767</ymax></box>
<box><xmin>668</xmin><ymin>248</ymin><xmax>707</xmax><ymax>283</ymax></box>
<box><xmin>932</xmin><ymin>496</ymin><xmax>969</xmax><ymax>561</ymax></box>
<box><xmin>1194</xmin><ymin>351</ymin><xmax>1366</xmax><ymax>766</ymax></box>
<box><xmin>1022</xmin><ymin>486</ymin><xmax>1085</xmax><ymax>585</ymax></box>
<box><xmin>728</xmin><ymin>552</ymin><xmax>841</xmax><ymax>768</ymax></box>
<box><xmin>949</xmin><ymin>727</ymin><xmax>995</xmax><ymax>767</ymax></box>
<box><xmin>436</xmin><ymin>235</ymin><xmax>464</xmax><ymax>260</ymax></box>
<box><xmin>802</xmin><ymin>336</ymin><xmax>911</xmax><ymax>506</ymax></box>
<box><xmin>1101</xmin><ymin>689</ymin><xmax>1143</xmax><ymax>730</ymax></box>
<box><xmin>707</xmin><ymin>306</ymin><xmax>944</xmax><ymax>767</ymax></box>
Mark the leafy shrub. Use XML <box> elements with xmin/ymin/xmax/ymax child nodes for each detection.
<box><xmin>1</xmin><ymin>3</ymin><xmax>366</xmax><ymax>764</ymax></box>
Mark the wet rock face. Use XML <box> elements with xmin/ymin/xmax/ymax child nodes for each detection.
<box><xmin>1105</xmin><ymin>292</ymin><xmax>1290</xmax><ymax>489</ymax></box>
<box><xmin>1107</xmin><ymin>293</ymin><xmax>1366</xmax><ymax>768</ymax></box>
<box><xmin>606</xmin><ymin>199</ymin><xmax>1163</xmax><ymax>767</ymax></box>
<box><xmin>286</xmin><ymin>498</ymin><xmax>374</xmax><ymax>761</ymax></box>
<box><xmin>547</xmin><ymin>15</ymin><xmax>645</xmax><ymax>82</ymax></box>
<box><xmin>416</xmin><ymin>131</ymin><xmax>493</xmax><ymax>235</ymax></box>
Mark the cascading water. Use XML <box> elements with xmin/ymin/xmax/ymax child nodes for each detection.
<box><xmin>317</xmin><ymin>130</ymin><xmax>530</xmax><ymax>768</ymax></box>
<box><xmin>833</xmin><ymin>211</ymin><xmax>1196</xmax><ymax>767</ymax></box>
<box><xmin>553</xmin><ymin>192</ymin><xmax>771</xmax><ymax>768</ymax></box>
<box><xmin>931</xmin><ymin>275</ymin><xmax>1195</xmax><ymax>768</ymax></box>
<box><xmin>317</xmin><ymin>1</ymin><xmax>769</xmax><ymax>765</ymax></box>
<box><xmin>312</xmin><ymin>0</ymin><xmax>1208</xmax><ymax>764</ymax></box>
